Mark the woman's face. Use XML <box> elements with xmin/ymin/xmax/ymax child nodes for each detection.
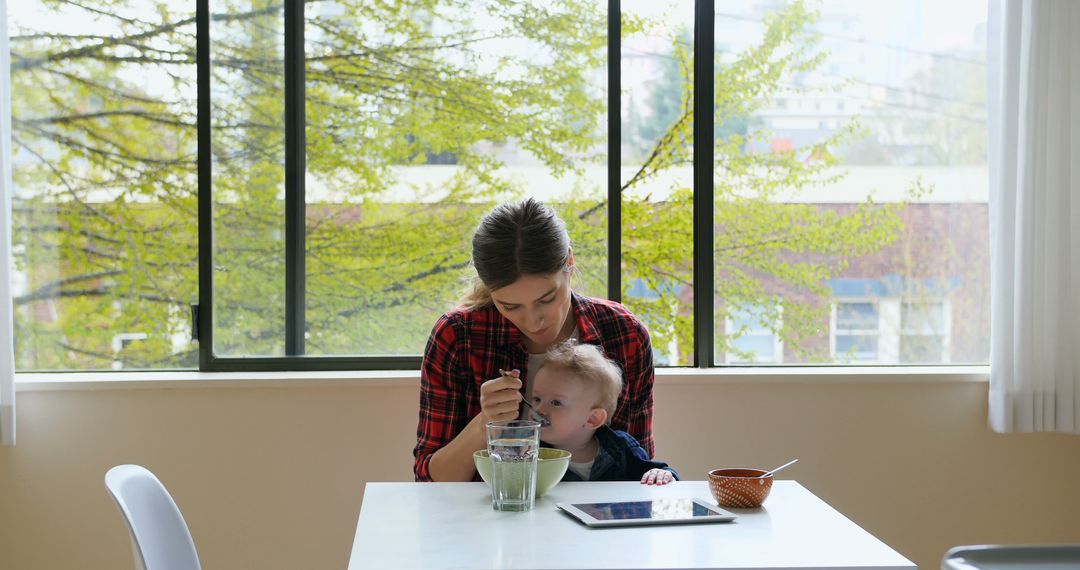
<box><xmin>489</xmin><ymin>268</ymin><xmax>573</xmax><ymax>350</ymax></box>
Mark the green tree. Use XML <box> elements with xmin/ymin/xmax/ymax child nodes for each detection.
<box><xmin>9</xmin><ymin>0</ymin><xmax>904</xmax><ymax>369</ymax></box>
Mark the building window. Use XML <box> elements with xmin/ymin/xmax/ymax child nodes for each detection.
<box><xmin>833</xmin><ymin>301</ymin><xmax>880</xmax><ymax>362</ymax></box>
<box><xmin>900</xmin><ymin>300</ymin><xmax>950</xmax><ymax>363</ymax></box>
<box><xmin>724</xmin><ymin>304</ymin><xmax>782</xmax><ymax>364</ymax></box>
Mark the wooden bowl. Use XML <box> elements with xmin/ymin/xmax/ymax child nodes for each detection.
<box><xmin>707</xmin><ymin>468</ymin><xmax>773</xmax><ymax>508</ymax></box>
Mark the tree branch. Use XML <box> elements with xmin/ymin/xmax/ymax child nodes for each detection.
<box><xmin>20</xmin><ymin>110</ymin><xmax>194</xmax><ymax>129</ymax></box>
<box><xmin>13</xmin><ymin>3</ymin><xmax>283</xmax><ymax>71</ymax></box>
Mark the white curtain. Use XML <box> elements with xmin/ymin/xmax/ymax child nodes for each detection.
<box><xmin>988</xmin><ymin>0</ymin><xmax>1080</xmax><ymax>433</ymax></box>
<box><xmin>0</xmin><ymin>0</ymin><xmax>15</xmax><ymax>446</ymax></box>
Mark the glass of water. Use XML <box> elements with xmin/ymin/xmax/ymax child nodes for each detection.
<box><xmin>486</xmin><ymin>419</ymin><xmax>541</xmax><ymax>512</ymax></box>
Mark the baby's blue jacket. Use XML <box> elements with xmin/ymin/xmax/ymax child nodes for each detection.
<box><xmin>545</xmin><ymin>425</ymin><xmax>680</xmax><ymax>482</ymax></box>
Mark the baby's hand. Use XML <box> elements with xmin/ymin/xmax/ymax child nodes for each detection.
<box><xmin>640</xmin><ymin>468</ymin><xmax>674</xmax><ymax>486</ymax></box>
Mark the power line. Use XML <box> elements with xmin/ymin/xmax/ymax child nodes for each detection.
<box><xmin>765</xmin><ymin>89</ymin><xmax>985</xmax><ymax>124</ymax></box>
<box><xmin>714</xmin><ymin>11</ymin><xmax>985</xmax><ymax>67</ymax></box>
<box><xmin>814</xmin><ymin>72</ymin><xmax>984</xmax><ymax>110</ymax></box>
<box><xmin>622</xmin><ymin>49</ymin><xmax>984</xmax><ymax>112</ymax></box>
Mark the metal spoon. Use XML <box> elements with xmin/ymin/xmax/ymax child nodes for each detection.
<box><xmin>499</xmin><ymin>369</ymin><xmax>550</xmax><ymax>426</ymax></box>
<box><xmin>760</xmin><ymin>458</ymin><xmax>799</xmax><ymax>478</ymax></box>
<box><xmin>519</xmin><ymin>393</ymin><xmax>550</xmax><ymax>426</ymax></box>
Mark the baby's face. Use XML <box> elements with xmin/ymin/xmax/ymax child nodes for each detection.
<box><xmin>530</xmin><ymin>367</ymin><xmax>599</xmax><ymax>448</ymax></box>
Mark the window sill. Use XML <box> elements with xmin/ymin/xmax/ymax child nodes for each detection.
<box><xmin>13</xmin><ymin>365</ymin><xmax>989</xmax><ymax>392</ymax></box>
<box><xmin>655</xmin><ymin>365</ymin><xmax>988</xmax><ymax>384</ymax></box>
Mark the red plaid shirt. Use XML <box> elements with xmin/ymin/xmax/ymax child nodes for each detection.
<box><xmin>413</xmin><ymin>292</ymin><xmax>655</xmax><ymax>481</ymax></box>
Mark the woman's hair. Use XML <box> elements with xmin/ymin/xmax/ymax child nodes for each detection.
<box><xmin>459</xmin><ymin>197</ymin><xmax>571</xmax><ymax>308</ymax></box>
<box><xmin>540</xmin><ymin>341</ymin><xmax>623</xmax><ymax>420</ymax></box>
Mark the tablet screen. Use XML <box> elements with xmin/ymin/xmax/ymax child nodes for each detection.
<box><xmin>557</xmin><ymin>498</ymin><xmax>736</xmax><ymax>527</ymax></box>
<box><xmin>576</xmin><ymin>499</ymin><xmax>722</xmax><ymax>521</ymax></box>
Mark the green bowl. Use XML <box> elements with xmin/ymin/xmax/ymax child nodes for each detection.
<box><xmin>473</xmin><ymin>448</ymin><xmax>571</xmax><ymax>497</ymax></box>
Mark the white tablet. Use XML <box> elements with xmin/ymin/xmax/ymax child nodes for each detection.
<box><xmin>556</xmin><ymin>498</ymin><xmax>737</xmax><ymax>528</ymax></box>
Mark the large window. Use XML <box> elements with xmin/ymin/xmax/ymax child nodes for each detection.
<box><xmin>8</xmin><ymin>0</ymin><xmax>989</xmax><ymax>371</ymax></box>
<box><xmin>9</xmin><ymin>1</ymin><xmax>198</xmax><ymax>370</ymax></box>
<box><xmin>706</xmin><ymin>1</ymin><xmax>988</xmax><ymax>366</ymax></box>
<box><xmin>294</xmin><ymin>2</ymin><xmax>610</xmax><ymax>359</ymax></box>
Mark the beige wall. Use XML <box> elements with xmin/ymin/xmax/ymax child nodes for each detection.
<box><xmin>2</xmin><ymin>375</ymin><xmax>1079</xmax><ymax>570</ymax></box>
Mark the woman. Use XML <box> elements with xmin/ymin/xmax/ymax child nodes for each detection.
<box><xmin>413</xmin><ymin>198</ymin><xmax>655</xmax><ymax>482</ymax></box>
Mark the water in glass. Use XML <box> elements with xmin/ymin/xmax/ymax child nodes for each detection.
<box><xmin>486</xmin><ymin>421</ymin><xmax>540</xmax><ymax>511</ymax></box>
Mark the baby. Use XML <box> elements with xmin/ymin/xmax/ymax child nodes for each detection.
<box><xmin>529</xmin><ymin>341</ymin><xmax>678</xmax><ymax>485</ymax></box>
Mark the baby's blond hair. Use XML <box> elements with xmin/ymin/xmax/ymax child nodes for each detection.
<box><xmin>539</xmin><ymin>341</ymin><xmax>623</xmax><ymax>420</ymax></box>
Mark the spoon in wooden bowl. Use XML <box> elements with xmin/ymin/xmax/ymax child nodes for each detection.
<box><xmin>760</xmin><ymin>458</ymin><xmax>799</xmax><ymax>478</ymax></box>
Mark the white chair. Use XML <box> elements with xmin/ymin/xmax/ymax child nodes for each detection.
<box><xmin>942</xmin><ymin>544</ymin><xmax>1080</xmax><ymax>569</ymax></box>
<box><xmin>105</xmin><ymin>464</ymin><xmax>201</xmax><ymax>570</ymax></box>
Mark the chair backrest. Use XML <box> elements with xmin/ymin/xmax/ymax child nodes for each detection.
<box><xmin>942</xmin><ymin>544</ymin><xmax>1080</xmax><ymax>569</ymax></box>
<box><xmin>105</xmin><ymin>464</ymin><xmax>201</xmax><ymax>570</ymax></box>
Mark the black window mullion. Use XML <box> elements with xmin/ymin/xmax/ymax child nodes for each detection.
<box><xmin>607</xmin><ymin>0</ymin><xmax>621</xmax><ymax>303</ymax></box>
<box><xmin>693</xmin><ymin>0</ymin><xmax>715</xmax><ymax>367</ymax></box>
<box><xmin>284</xmin><ymin>0</ymin><xmax>306</xmax><ymax>356</ymax></box>
<box><xmin>196</xmin><ymin>0</ymin><xmax>213</xmax><ymax>370</ymax></box>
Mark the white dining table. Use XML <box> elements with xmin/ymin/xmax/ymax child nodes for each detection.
<box><xmin>347</xmin><ymin>480</ymin><xmax>914</xmax><ymax>570</ymax></box>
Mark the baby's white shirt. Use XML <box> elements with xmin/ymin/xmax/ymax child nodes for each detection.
<box><xmin>568</xmin><ymin>458</ymin><xmax>594</xmax><ymax>480</ymax></box>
